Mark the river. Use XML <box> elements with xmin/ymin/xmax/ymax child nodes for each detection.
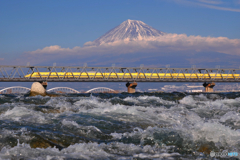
<box><xmin>0</xmin><ymin>92</ymin><xmax>239</xmax><ymax>159</ymax></box>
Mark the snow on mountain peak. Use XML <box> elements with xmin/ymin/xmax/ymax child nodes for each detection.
<box><xmin>91</xmin><ymin>19</ymin><xmax>164</xmax><ymax>46</ymax></box>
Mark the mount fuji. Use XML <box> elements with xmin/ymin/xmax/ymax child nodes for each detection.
<box><xmin>88</xmin><ymin>19</ymin><xmax>165</xmax><ymax>46</ymax></box>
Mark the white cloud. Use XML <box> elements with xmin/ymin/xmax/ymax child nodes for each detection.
<box><xmin>29</xmin><ymin>45</ymin><xmax>81</xmax><ymax>54</ymax></box>
<box><xmin>197</xmin><ymin>3</ymin><xmax>240</xmax><ymax>12</ymax></box>
<box><xmin>198</xmin><ymin>0</ymin><xmax>222</xmax><ymax>5</ymax></box>
<box><xmin>172</xmin><ymin>0</ymin><xmax>240</xmax><ymax>12</ymax></box>
<box><xmin>29</xmin><ymin>33</ymin><xmax>240</xmax><ymax>56</ymax></box>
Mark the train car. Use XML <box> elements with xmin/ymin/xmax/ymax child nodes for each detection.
<box><xmin>24</xmin><ymin>72</ymin><xmax>238</xmax><ymax>79</ymax></box>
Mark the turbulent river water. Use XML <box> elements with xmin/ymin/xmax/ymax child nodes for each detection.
<box><xmin>0</xmin><ymin>92</ymin><xmax>240</xmax><ymax>160</ymax></box>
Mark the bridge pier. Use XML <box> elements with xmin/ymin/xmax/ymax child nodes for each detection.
<box><xmin>203</xmin><ymin>82</ymin><xmax>215</xmax><ymax>92</ymax></box>
<box><xmin>30</xmin><ymin>81</ymin><xmax>47</xmax><ymax>96</ymax></box>
<box><xmin>126</xmin><ymin>82</ymin><xmax>137</xmax><ymax>93</ymax></box>
<box><xmin>41</xmin><ymin>81</ymin><xmax>48</xmax><ymax>89</ymax></box>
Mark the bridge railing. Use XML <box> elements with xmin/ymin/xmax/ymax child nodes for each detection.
<box><xmin>0</xmin><ymin>86</ymin><xmax>118</xmax><ymax>94</ymax></box>
<box><xmin>85</xmin><ymin>87</ymin><xmax>118</xmax><ymax>93</ymax></box>
<box><xmin>0</xmin><ymin>86</ymin><xmax>30</xmax><ymax>94</ymax></box>
<box><xmin>0</xmin><ymin>65</ymin><xmax>240</xmax><ymax>82</ymax></box>
<box><xmin>47</xmin><ymin>87</ymin><xmax>80</xmax><ymax>93</ymax></box>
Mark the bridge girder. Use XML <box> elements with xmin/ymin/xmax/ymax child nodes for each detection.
<box><xmin>0</xmin><ymin>65</ymin><xmax>240</xmax><ymax>82</ymax></box>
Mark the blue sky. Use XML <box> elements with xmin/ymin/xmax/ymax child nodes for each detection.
<box><xmin>0</xmin><ymin>0</ymin><xmax>240</xmax><ymax>67</ymax></box>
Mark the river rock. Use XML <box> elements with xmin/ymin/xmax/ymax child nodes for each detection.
<box><xmin>30</xmin><ymin>82</ymin><xmax>46</xmax><ymax>96</ymax></box>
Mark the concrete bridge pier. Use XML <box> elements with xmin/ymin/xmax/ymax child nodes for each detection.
<box><xmin>30</xmin><ymin>81</ymin><xmax>48</xmax><ymax>96</ymax></box>
<box><xmin>203</xmin><ymin>82</ymin><xmax>215</xmax><ymax>92</ymax></box>
<box><xmin>41</xmin><ymin>81</ymin><xmax>48</xmax><ymax>89</ymax></box>
<box><xmin>126</xmin><ymin>82</ymin><xmax>137</xmax><ymax>93</ymax></box>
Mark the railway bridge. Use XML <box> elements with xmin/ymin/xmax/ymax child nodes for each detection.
<box><xmin>1</xmin><ymin>65</ymin><xmax>240</xmax><ymax>93</ymax></box>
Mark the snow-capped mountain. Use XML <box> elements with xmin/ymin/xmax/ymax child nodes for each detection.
<box><xmin>91</xmin><ymin>19</ymin><xmax>164</xmax><ymax>45</ymax></box>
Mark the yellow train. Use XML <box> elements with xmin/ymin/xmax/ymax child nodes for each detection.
<box><xmin>24</xmin><ymin>72</ymin><xmax>240</xmax><ymax>79</ymax></box>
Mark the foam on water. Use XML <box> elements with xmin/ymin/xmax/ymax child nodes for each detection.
<box><xmin>0</xmin><ymin>93</ymin><xmax>240</xmax><ymax>159</ymax></box>
<box><xmin>124</xmin><ymin>95</ymin><xmax>176</xmax><ymax>107</ymax></box>
<box><xmin>220</xmin><ymin>111</ymin><xmax>240</xmax><ymax>124</ymax></box>
<box><xmin>0</xmin><ymin>106</ymin><xmax>48</xmax><ymax>124</ymax></box>
<box><xmin>0</xmin><ymin>140</ymin><xmax>181</xmax><ymax>159</ymax></box>
<box><xmin>61</xmin><ymin>119</ymin><xmax>102</xmax><ymax>133</ymax></box>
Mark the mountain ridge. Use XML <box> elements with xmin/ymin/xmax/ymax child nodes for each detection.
<box><xmin>89</xmin><ymin>19</ymin><xmax>164</xmax><ymax>46</ymax></box>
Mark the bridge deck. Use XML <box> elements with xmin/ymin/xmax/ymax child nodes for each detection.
<box><xmin>0</xmin><ymin>65</ymin><xmax>240</xmax><ymax>82</ymax></box>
